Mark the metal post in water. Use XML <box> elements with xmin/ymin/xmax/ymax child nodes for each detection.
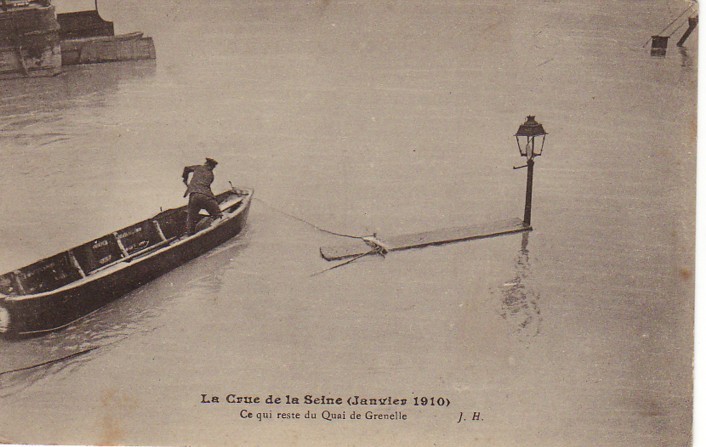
<box><xmin>524</xmin><ymin>158</ymin><xmax>534</xmax><ymax>226</ymax></box>
<box><xmin>677</xmin><ymin>16</ymin><xmax>698</xmax><ymax>47</ymax></box>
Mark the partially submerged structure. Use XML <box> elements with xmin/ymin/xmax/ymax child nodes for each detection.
<box><xmin>0</xmin><ymin>0</ymin><xmax>62</xmax><ymax>78</ymax></box>
<box><xmin>57</xmin><ymin>4</ymin><xmax>155</xmax><ymax>66</ymax></box>
<box><xmin>0</xmin><ymin>0</ymin><xmax>154</xmax><ymax>79</ymax></box>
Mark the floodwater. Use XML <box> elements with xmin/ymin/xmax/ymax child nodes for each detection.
<box><xmin>0</xmin><ymin>1</ymin><xmax>696</xmax><ymax>446</ymax></box>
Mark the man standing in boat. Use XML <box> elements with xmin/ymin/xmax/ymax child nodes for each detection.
<box><xmin>182</xmin><ymin>158</ymin><xmax>223</xmax><ymax>235</ymax></box>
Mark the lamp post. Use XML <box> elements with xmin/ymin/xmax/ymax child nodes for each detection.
<box><xmin>514</xmin><ymin>115</ymin><xmax>547</xmax><ymax>226</ymax></box>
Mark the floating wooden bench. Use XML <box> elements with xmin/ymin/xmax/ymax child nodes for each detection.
<box><xmin>320</xmin><ymin>218</ymin><xmax>531</xmax><ymax>261</ymax></box>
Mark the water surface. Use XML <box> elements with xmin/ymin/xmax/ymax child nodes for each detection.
<box><xmin>0</xmin><ymin>1</ymin><xmax>696</xmax><ymax>445</ymax></box>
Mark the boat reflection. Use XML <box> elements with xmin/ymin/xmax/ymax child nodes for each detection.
<box><xmin>500</xmin><ymin>232</ymin><xmax>541</xmax><ymax>339</ymax></box>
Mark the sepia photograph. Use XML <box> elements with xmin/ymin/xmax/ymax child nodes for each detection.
<box><xmin>0</xmin><ymin>0</ymin><xmax>697</xmax><ymax>445</ymax></box>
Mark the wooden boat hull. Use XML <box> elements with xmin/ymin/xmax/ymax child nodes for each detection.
<box><xmin>0</xmin><ymin>189</ymin><xmax>252</xmax><ymax>337</ymax></box>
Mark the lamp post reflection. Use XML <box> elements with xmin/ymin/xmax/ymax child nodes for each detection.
<box><xmin>500</xmin><ymin>232</ymin><xmax>541</xmax><ymax>339</ymax></box>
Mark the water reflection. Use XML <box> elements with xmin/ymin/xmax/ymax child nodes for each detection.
<box><xmin>500</xmin><ymin>232</ymin><xmax>541</xmax><ymax>339</ymax></box>
<box><xmin>0</xmin><ymin>61</ymin><xmax>156</xmax><ymax>148</ymax></box>
<box><xmin>678</xmin><ymin>47</ymin><xmax>694</xmax><ymax>69</ymax></box>
<box><xmin>0</xmin><ymin>60</ymin><xmax>156</xmax><ymax>103</ymax></box>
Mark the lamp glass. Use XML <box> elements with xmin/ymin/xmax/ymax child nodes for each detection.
<box><xmin>514</xmin><ymin>116</ymin><xmax>547</xmax><ymax>158</ymax></box>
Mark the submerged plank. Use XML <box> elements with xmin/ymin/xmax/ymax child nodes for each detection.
<box><xmin>320</xmin><ymin>218</ymin><xmax>531</xmax><ymax>261</ymax></box>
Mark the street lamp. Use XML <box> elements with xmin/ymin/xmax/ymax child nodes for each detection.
<box><xmin>514</xmin><ymin>115</ymin><xmax>547</xmax><ymax>226</ymax></box>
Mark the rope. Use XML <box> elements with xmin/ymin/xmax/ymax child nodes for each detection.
<box><xmin>667</xmin><ymin>17</ymin><xmax>691</xmax><ymax>37</ymax></box>
<box><xmin>643</xmin><ymin>4</ymin><xmax>696</xmax><ymax>46</ymax></box>
<box><xmin>655</xmin><ymin>5</ymin><xmax>694</xmax><ymax>35</ymax></box>
<box><xmin>0</xmin><ymin>346</ymin><xmax>98</xmax><ymax>377</ymax></box>
<box><xmin>251</xmin><ymin>197</ymin><xmax>386</xmax><ymax>275</ymax></box>
<box><xmin>253</xmin><ymin>197</ymin><xmax>370</xmax><ymax>240</ymax></box>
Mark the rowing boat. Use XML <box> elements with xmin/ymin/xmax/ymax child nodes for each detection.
<box><xmin>0</xmin><ymin>187</ymin><xmax>253</xmax><ymax>337</ymax></box>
